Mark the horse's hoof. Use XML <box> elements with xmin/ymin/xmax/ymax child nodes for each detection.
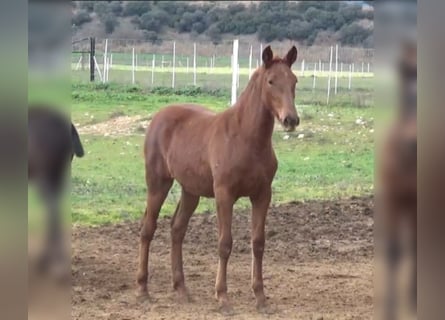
<box><xmin>256</xmin><ymin>302</ymin><xmax>276</xmax><ymax>315</ymax></box>
<box><xmin>136</xmin><ymin>289</ymin><xmax>150</xmax><ymax>303</ymax></box>
<box><xmin>175</xmin><ymin>288</ymin><xmax>193</xmax><ymax>304</ymax></box>
<box><xmin>218</xmin><ymin>303</ymin><xmax>235</xmax><ymax>316</ymax></box>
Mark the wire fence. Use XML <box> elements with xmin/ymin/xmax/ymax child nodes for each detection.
<box><xmin>72</xmin><ymin>38</ymin><xmax>374</xmax><ymax>106</ymax></box>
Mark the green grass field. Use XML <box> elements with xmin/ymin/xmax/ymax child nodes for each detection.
<box><xmin>62</xmin><ymin>81</ymin><xmax>374</xmax><ymax>225</ymax></box>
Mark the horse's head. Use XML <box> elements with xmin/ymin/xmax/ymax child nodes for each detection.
<box><xmin>260</xmin><ymin>46</ymin><xmax>299</xmax><ymax>132</ymax></box>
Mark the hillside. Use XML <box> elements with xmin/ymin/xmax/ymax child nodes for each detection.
<box><xmin>72</xmin><ymin>1</ymin><xmax>373</xmax><ymax>48</ymax></box>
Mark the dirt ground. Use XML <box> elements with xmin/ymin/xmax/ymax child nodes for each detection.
<box><xmin>72</xmin><ymin>196</ymin><xmax>374</xmax><ymax>320</ymax></box>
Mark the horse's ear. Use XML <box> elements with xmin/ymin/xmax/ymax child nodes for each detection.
<box><xmin>285</xmin><ymin>46</ymin><xmax>298</xmax><ymax>67</ymax></box>
<box><xmin>262</xmin><ymin>46</ymin><xmax>274</xmax><ymax>68</ymax></box>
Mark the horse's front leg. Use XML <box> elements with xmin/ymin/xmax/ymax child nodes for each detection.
<box><xmin>250</xmin><ymin>188</ymin><xmax>271</xmax><ymax>312</ymax></box>
<box><xmin>214</xmin><ymin>187</ymin><xmax>235</xmax><ymax>314</ymax></box>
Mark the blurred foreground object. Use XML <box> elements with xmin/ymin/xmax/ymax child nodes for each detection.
<box><xmin>376</xmin><ymin>40</ymin><xmax>417</xmax><ymax>320</ymax></box>
<box><xmin>28</xmin><ymin>104</ymin><xmax>84</xmax><ymax>277</ymax></box>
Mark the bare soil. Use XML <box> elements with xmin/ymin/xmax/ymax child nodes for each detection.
<box><xmin>77</xmin><ymin>115</ymin><xmax>150</xmax><ymax>137</ymax></box>
<box><xmin>72</xmin><ymin>196</ymin><xmax>374</xmax><ymax>320</ymax></box>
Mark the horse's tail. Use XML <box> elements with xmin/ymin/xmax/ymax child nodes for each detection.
<box><xmin>71</xmin><ymin>123</ymin><xmax>85</xmax><ymax>158</ymax></box>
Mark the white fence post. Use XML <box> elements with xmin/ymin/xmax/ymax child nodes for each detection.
<box><xmin>172</xmin><ymin>41</ymin><xmax>176</xmax><ymax>88</ymax></box>
<box><xmin>103</xmin><ymin>39</ymin><xmax>108</xmax><ymax>84</ymax></box>
<box><xmin>93</xmin><ymin>56</ymin><xmax>103</xmax><ymax>82</ymax></box>
<box><xmin>334</xmin><ymin>44</ymin><xmax>338</xmax><ymax>95</ymax></box>
<box><xmin>151</xmin><ymin>54</ymin><xmax>155</xmax><ymax>85</ymax></box>
<box><xmin>367</xmin><ymin>62</ymin><xmax>370</xmax><ymax>73</ymax></box>
<box><xmin>312</xmin><ymin>62</ymin><xmax>317</xmax><ymax>92</ymax></box>
<box><xmin>348</xmin><ymin>64</ymin><xmax>352</xmax><ymax>90</ymax></box>
<box><xmin>106</xmin><ymin>55</ymin><xmax>110</xmax><ymax>82</ymax></box>
<box><xmin>231</xmin><ymin>39</ymin><xmax>239</xmax><ymax>106</ymax></box>
<box><xmin>327</xmin><ymin>46</ymin><xmax>333</xmax><ymax>105</ymax></box>
<box><xmin>361</xmin><ymin>61</ymin><xmax>364</xmax><ymax>74</ymax></box>
<box><xmin>193</xmin><ymin>43</ymin><xmax>197</xmax><ymax>86</ymax></box>
<box><xmin>186</xmin><ymin>57</ymin><xmax>189</xmax><ymax>73</ymax></box>
<box><xmin>75</xmin><ymin>56</ymin><xmax>82</xmax><ymax>71</ymax></box>
<box><xmin>301</xmin><ymin>59</ymin><xmax>305</xmax><ymax>76</ymax></box>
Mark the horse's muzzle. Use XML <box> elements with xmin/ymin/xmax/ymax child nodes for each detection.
<box><xmin>283</xmin><ymin>115</ymin><xmax>300</xmax><ymax>131</ymax></box>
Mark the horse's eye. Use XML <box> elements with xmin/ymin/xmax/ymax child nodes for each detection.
<box><xmin>268</xmin><ymin>80</ymin><xmax>273</xmax><ymax>85</ymax></box>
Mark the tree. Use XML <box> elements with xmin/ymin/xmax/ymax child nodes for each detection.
<box><xmin>72</xmin><ymin>11</ymin><xmax>92</xmax><ymax>27</ymax></box>
<box><xmin>191</xmin><ymin>21</ymin><xmax>206</xmax><ymax>34</ymax></box>
<box><xmin>123</xmin><ymin>1</ymin><xmax>150</xmax><ymax>17</ymax></box>
<box><xmin>79</xmin><ymin>1</ymin><xmax>95</xmax><ymax>13</ymax></box>
<box><xmin>206</xmin><ymin>24</ymin><xmax>222</xmax><ymax>45</ymax></box>
<box><xmin>139</xmin><ymin>9</ymin><xmax>169</xmax><ymax>33</ymax></box>
<box><xmin>144</xmin><ymin>31</ymin><xmax>162</xmax><ymax>45</ymax></box>
<box><xmin>109</xmin><ymin>1</ymin><xmax>123</xmax><ymax>16</ymax></box>
<box><xmin>140</xmin><ymin>12</ymin><xmax>162</xmax><ymax>32</ymax></box>
<box><xmin>104</xmin><ymin>14</ymin><xmax>119</xmax><ymax>34</ymax></box>
<box><xmin>93</xmin><ymin>2</ymin><xmax>109</xmax><ymax>19</ymax></box>
<box><xmin>338</xmin><ymin>23</ymin><xmax>372</xmax><ymax>46</ymax></box>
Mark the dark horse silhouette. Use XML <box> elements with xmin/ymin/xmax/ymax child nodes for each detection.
<box><xmin>137</xmin><ymin>46</ymin><xmax>299</xmax><ymax>314</ymax></box>
<box><xmin>376</xmin><ymin>40</ymin><xmax>417</xmax><ymax>320</ymax></box>
<box><xmin>28</xmin><ymin>104</ymin><xmax>84</xmax><ymax>274</ymax></box>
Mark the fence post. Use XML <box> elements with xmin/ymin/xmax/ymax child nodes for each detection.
<box><xmin>132</xmin><ymin>47</ymin><xmax>135</xmax><ymax>85</ymax></box>
<box><xmin>312</xmin><ymin>62</ymin><xmax>317</xmax><ymax>92</ymax></box>
<box><xmin>110</xmin><ymin>54</ymin><xmax>113</xmax><ymax>69</ymax></box>
<box><xmin>103</xmin><ymin>39</ymin><xmax>108</xmax><ymax>84</ymax></box>
<box><xmin>362</xmin><ymin>62</ymin><xmax>364</xmax><ymax>74</ymax></box>
<box><xmin>327</xmin><ymin>46</ymin><xmax>333</xmax><ymax>105</ymax></box>
<box><xmin>106</xmin><ymin>55</ymin><xmax>110</xmax><ymax>82</ymax></box>
<box><xmin>93</xmin><ymin>56</ymin><xmax>103</xmax><ymax>82</ymax></box>
<box><xmin>193</xmin><ymin>43</ymin><xmax>197</xmax><ymax>86</ymax></box>
<box><xmin>231</xmin><ymin>39</ymin><xmax>239</xmax><ymax>106</ymax></box>
<box><xmin>348</xmin><ymin>64</ymin><xmax>352</xmax><ymax>90</ymax></box>
<box><xmin>334</xmin><ymin>44</ymin><xmax>338</xmax><ymax>95</ymax></box>
<box><xmin>186</xmin><ymin>57</ymin><xmax>189</xmax><ymax>73</ymax></box>
<box><xmin>301</xmin><ymin>59</ymin><xmax>305</xmax><ymax>77</ymax></box>
<box><xmin>172</xmin><ymin>41</ymin><xmax>176</xmax><ymax>88</ymax></box>
<box><xmin>367</xmin><ymin>62</ymin><xmax>370</xmax><ymax>73</ymax></box>
<box><xmin>151</xmin><ymin>54</ymin><xmax>155</xmax><ymax>85</ymax></box>
<box><xmin>90</xmin><ymin>37</ymin><xmax>95</xmax><ymax>82</ymax></box>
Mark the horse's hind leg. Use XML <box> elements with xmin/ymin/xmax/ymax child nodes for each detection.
<box><xmin>36</xmin><ymin>171</ymin><xmax>67</xmax><ymax>279</ymax></box>
<box><xmin>170</xmin><ymin>189</ymin><xmax>199</xmax><ymax>302</ymax></box>
<box><xmin>137</xmin><ymin>177</ymin><xmax>173</xmax><ymax>299</ymax></box>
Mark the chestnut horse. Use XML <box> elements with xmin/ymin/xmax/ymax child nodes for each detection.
<box><xmin>137</xmin><ymin>46</ymin><xmax>299</xmax><ymax>313</ymax></box>
<box><xmin>376</xmin><ymin>41</ymin><xmax>417</xmax><ymax>319</ymax></box>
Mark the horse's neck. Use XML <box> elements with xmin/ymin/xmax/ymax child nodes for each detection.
<box><xmin>234</xmin><ymin>75</ymin><xmax>275</xmax><ymax>148</ymax></box>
